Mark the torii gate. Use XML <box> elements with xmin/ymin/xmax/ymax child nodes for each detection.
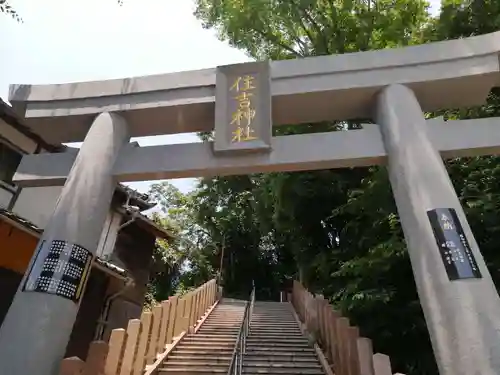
<box><xmin>3</xmin><ymin>31</ymin><xmax>500</xmax><ymax>375</ymax></box>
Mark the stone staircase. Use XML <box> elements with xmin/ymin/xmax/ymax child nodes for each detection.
<box><xmin>158</xmin><ymin>299</ymin><xmax>246</xmax><ymax>374</ymax></box>
<box><xmin>244</xmin><ymin>301</ymin><xmax>325</xmax><ymax>375</ymax></box>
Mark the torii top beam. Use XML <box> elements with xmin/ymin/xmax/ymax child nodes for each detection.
<box><xmin>8</xmin><ymin>32</ymin><xmax>500</xmax><ymax>144</ymax></box>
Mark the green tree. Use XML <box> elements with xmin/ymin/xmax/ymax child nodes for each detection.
<box><xmin>1</xmin><ymin>0</ymin><xmax>21</xmax><ymax>22</ymax></box>
<box><xmin>144</xmin><ymin>1</ymin><xmax>500</xmax><ymax>374</ymax></box>
<box><xmin>189</xmin><ymin>1</ymin><xmax>462</xmax><ymax>375</ymax></box>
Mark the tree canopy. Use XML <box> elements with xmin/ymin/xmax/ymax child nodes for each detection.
<box><xmin>145</xmin><ymin>1</ymin><xmax>500</xmax><ymax>375</ymax></box>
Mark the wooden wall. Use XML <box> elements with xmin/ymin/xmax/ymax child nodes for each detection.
<box><xmin>0</xmin><ymin>220</ymin><xmax>38</xmax><ymax>274</ymax></box>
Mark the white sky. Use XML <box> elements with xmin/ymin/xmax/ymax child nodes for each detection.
<box><xmin>0</xmin><ymin>0</ymin><xmax>441</xmax><ymax>194</ymax></box>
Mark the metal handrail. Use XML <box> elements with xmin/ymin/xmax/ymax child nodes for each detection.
<box><xmin>227</xmin><ymin>283</ymin><xmax>255</xmax><ymax>375</ymax></box>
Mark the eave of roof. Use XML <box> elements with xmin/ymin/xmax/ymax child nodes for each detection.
<box><xmin>0</xmin><ymin>208</ymin><xmax>127</xmax><ymax>279</ymax></box>
<box><xmin>1</xmin><ymin>98</ymin><xmax>169</xmax><ymax>242</ymax></box>
<box><xmin>116</xmin><ymin>184</ymin><xmax>156</xmax><ymax>211</ymax></box>
<box><xmin>0</xmin><ymin>98</ymin><xmax>64</xmax><ymax>153</ymax></box>
<box><xmin>2</xmin><ymin>98</ymin><xmax>156</xmax><ymax>211</ymax></box>
<box><xmin>117</xmin><ymin>206</ymin><xmax>175</xmax><ymax>241</ymax></box>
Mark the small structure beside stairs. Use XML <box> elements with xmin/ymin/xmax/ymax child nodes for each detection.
<box><xmin>0</xmin><ymin>98</ymin><xmax>174</xmax><ymax>360</ymax></box>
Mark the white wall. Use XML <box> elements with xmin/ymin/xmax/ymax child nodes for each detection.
<box><xmin>0</xmin><ymin>188</ymin><xmax>13</xmax><ymax>209</ymax></box>
<box><xmin>12</xmin><ymin>186</ymin><xmax>63</xmax><ymax>229</ymax></box>
<box><xmin>13</xmin><ymin>186</ymin><xmax>124</xmax><ymax>257</ymax></box>
<box><xmin>96</xmin><ymin>210</ymin><xmax>122</xmax><ymax>259</ymax></box>
<box><xmin>0</xmin><ymin>117</ymin><xmax>39</xmax><ymax>211</ymax></box>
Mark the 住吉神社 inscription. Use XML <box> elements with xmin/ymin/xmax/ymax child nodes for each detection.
<box><xmin>427</xmin><ymin>208</ymin><xmax>482</xmax><ymax>281</ymax></box>
<box><xmin>230</xmin><ymin>75</ymin><xmax>257</xmax><ymax>143</ymax></box>
<box><xmin>214</xmin><ymin>61</ymin><xmax>272</xmax><ymax>154</ymax></box>
<box><xmin>23</xmin><ymin>240</ymin><xmax>93</xmax><ymax>302</ymax></box>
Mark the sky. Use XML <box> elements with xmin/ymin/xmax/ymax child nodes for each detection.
<box><xmin>0</xmin><ymin>0</ymin><xmax>441</xmax><ymax>194</ymax></box>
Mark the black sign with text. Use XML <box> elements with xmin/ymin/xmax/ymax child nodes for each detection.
<box><xmin>427</xmin><ymin>208</ymin><xmax>482</xmax><ymax>281</ymax></box>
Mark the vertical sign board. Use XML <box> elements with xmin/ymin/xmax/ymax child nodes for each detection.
<box><xmin>214</xmin><ymin>61</ymin><xmax>272</xmax><ymax>154</ymax></box>
<box><xmin>23</xmin><ymin>239</ymin><xmax>93</xmax><ymax>302</ymax></box>
<box><xmin>427</xmin><ymin>208</ymin><xmax>482</xmax><ymax>281</ymax></box>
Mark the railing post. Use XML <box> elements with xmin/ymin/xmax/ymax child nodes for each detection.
<box><xmin>104</xmin><ymin>328</ymin><xmax>126</xmax><ymax>375</ymax></box>
<box><xmin>146</xmin><ymin>305</ymin><xmax>163</xmax><ymax>365</ymax></box>
<box><xmin>373</xmin><ymin>353</ymin><xmax>392</xmax><ymax>375</ymax></box>
<box><xmin>84</xmin><ymin>341</ymin><xmax>109</xmax><ymax>375</ymax></box>
<box><xmin>157</xmin><ymin>301</ymin><xmax>171</xmax><ymax>351</ymax></box>
<box><xmin>59</xmin><ymin>357</ymin><xmax>84</xmax><ymax>375</ymax></box>
<box><xmin>133</xmin><ymin>311</ymin><xmax>152</xmax><ymax>375</ymax></box>
<box><xmin>357</xmin><ymin>338</ymin><xmax>375</xmax><ymax>375</ymax></box>
<box><xmin>165</xmin><ymin>296</ymin><xmax>178</xmax><ymax>345</ymax></box>
<box><xmin>119</xmin><ymin>319</ymin><xmax>141</xmax><ymax>375</ymax></box>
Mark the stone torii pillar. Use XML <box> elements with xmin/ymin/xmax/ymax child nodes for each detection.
<box><xmin>376</xmin><ymin>84</ymin><xmax>500</xmax><ymax>375</ymax></box>
<box><xmin>0</xmin><ymin>112</ymin><xmax>130</xmax><ymax>375</ymax></box>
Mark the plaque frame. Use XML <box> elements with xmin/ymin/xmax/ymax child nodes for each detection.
<box><xmin>427</xmin><ymin>208</ymin><xmax>482</xmax><ymax>281</ymax></box>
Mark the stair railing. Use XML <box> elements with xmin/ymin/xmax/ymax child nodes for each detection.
<box><xmin>227</xmin><ymin>283</ymin><xmax>255</xmax><ymax>375</ymax></box>
<box><xmin>58</xmin><ymin>278</ymin><xmax>219</xmax><ymax>375</ymax></box>
<box><xmin>289</xmin><ymin>280</ymin><xmax>407</xmax><ymax>375</ymax></box>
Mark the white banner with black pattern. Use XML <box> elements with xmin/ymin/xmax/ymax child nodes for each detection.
<box><xmin>23</xmin><ymin>240</ymin><xmax>93</xmax><ymax>302</ymax></box>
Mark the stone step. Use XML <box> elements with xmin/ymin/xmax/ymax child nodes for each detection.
<box><xmin>250</xmin><ymin>330</ymin><xmax>300</xmax><ymax>334</ymax></box>
<box><xmin>250</xmin><ymin>328</ymin><xmax>302</xmax><ymax>332</ymax></box>
<box><xmin>247</xmin><ymin>337</ymin><xmax>308</xmax><ymax>344</ymax></box>
<box><xmin>210</xmin><ymin>313</ymin><xmax>244</xmax><ymax>316</ymax></box>
<box><xmin>246</xmin><ymin>342</ymin><xmax>310</xmax><ymax>348</ymax></box>
<box><xmin>200</xmin><ymin>323</ymin><xmax>240</xmax><ymax>327</ymax></box>
<box><xmin>192</xmin><ymin>334</ymin><xmax>238</xmax><ymax>339</ymax></box>
<box><xmin>168</xmin><ymin>355</ymin><xmax>232</xmax><ymax>362</ymax></box>
<box><xmin>210</xmin><ymin>312</ymin><xmax>245</xmax><ymax>316</ymax></box>
<box><xmin>211</xmin><ymin>312</ymin><xmax>245</xmax><ymax>315</ymax></box>
<box><xmin>197</xmin><ymin>330</ymin><xmax>240</xmax><ymax>335</ymax></box>
<box><xmin>251</xmin><ymin>315</ymin><xmax>294</xmax><ymax>318</ymax></box>
<box><xmin>250</xmin><ymin>328</ymin><xmax>301</xmax><ymax>332</ymax></box>
<box><xmin>252</xmin><ymin>312</ymin><xmax>294</xmax><ymax>315</ymax></box>
<box><xmin>205</xmin><ymin>321</ymin><xmax>242</xmax><ymax>324</ymax></box>
<box><xmin>159</xmin><ymin>367</ymin><xmax>227</xmax><ymax>374</ymax></box>
<box><xmin>172</xmin><ymin>349</ymin><xmax>234</xmax><ymax>356</ymax></box>
<box><xmin>244</xmin><ymin>362</ymin><xmax>322</xmax><ymax>369</ymax></box>
<box><xmin>174</xmin><ymin>345</ymin><xmax>235</xmax><ymax>352</ymax></box>
<box><xmin>184</xmin><ymin>335</ymin><xmax>236</xmax><ymax>341</ymax></box>
<box><xmin>246</xmin><ymin>347</ymin><xmax>314</xmax><ymax>353</ymax></box>
<box><xmin>249</xmin><ymin>332</ymin><xmax>304</xmax><ymax>337</ymax></box>
<box><xmin>243</xmin><ymin>369</ymin><xmax>324</xmax><ymax>375</ymax></box>
<box><xmin>205</xmin><ymin>320</ymin><xmax>243</xmax><ymax>323</ymax></box>
<box><xmin>196</xmin><ymin>332</ymin><xmax>239</xmax><ymax>335</ymax></box>
<box><xmin>207</xmin><ymin>314</ymin><xmax>244</xmax><ymax>317</ymax></box>
<box><xmin>178</xmin><ymin>340</ymin><xmax>235</xmax><ymax>350</ymax></box>
<box><xmin>162</xmin><ymin>361</ymin><xmax>229</xmax><ymax>368</ymax></box>
<box><xmin>182</xmin><ymin>339</ymin><xmax>235</xmax><ymax>346</ymax></box>
<box><xmin>245</xmin><ymin>354</ymin><xmax>318</xmax><ymax>362</ymax></box>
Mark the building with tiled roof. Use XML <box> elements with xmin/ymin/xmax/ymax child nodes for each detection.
<box><xmin>0</xmin><ymin>98</ymin><xmax>174</xmax><ymax>359</ymax></box>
